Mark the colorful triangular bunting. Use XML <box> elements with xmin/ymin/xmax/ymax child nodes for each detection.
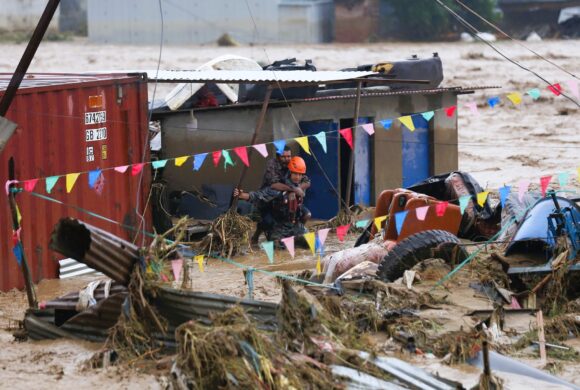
<box><xmin>281</xmin><ymin>237</ymin><xmax>295</xmax><ymax>258</ymax></box>
<box><xmin>234</xmin><ymin>146</ymin><xmax>250</xmax><ymax>167</ymax></box>
<box><xmin>295</xmin><ymin>136</ymin><xmax>311</xmax><ymax>155</ymax></box>
<box><xmin>314</xmin><ymin>131</ymin><xmax>327</xmax><ymax>153</ymax></box>
<box><xmin>66</xmin><ymin>173</ymin><xmax>80</xmax><ymax>193</ymax></box>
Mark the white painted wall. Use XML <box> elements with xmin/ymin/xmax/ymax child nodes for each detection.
<box><xmin>0</xmin><ymin>0</ymin><xmax>60</xmax><ymax>31</ymax></box>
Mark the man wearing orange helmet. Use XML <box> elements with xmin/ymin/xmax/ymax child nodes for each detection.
<box><xmin>235</xmin><ymin>156</ymin><xmax>311</xmax><ymax>246</ymax></box>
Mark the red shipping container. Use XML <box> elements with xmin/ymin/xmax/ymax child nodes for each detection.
<box><xmin>0</xmin><ymin>73</ymin><xmax>151</xmax><ymax>291</ymax></box>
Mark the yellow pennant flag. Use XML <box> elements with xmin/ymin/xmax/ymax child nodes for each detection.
<box><xmin>304</xmin><ymin>232</ymin><xmax>316</xmax><ymax>255</ymax></box>
<box><xmin>577</xmin><ymin>167</ymin><xmax>580</xmax><ymax>180</ymax></box>
<box><xmin>195</xmin><ymin>255</ymin><xmax>205</xmax><ymax>273</ymax></box>
<box><xmin>146</xmin><ymin>264</ymin><xmax>153</xmax><ymax>275</ymax></box>
<box><xmin>374</xmin><ymin>215</ymin><xmax>387</xmax><ymax>231</ymax></box>
<box><xmin>476</xmin><ymin>191</ymin><xmax>489</xmax><ymax>207</ymax></box>
<box><xmin>399</xmin><ymin>116</ymin><xmax>415</xmax><ymax>132</ymax></box>
<box><xmin>295</xmin><ymin>136</ymin><xmax>311</xmax><ymax>155</ymax></box>
<box><xmin>175</xmin><ymin>156</ymin><xmax>189</xmax><ymax>166</ymax></box>
<box><xmin>65</xmin><ymin>173</ymin><xmax>80</xmax><ymax>193</ymax></box>
<box><xmin>316</xmin><ymin>256</ymin><xmax>322</xmax><ymax>276</ymax></box>
<box><xmin>16</xmin><ymin>204</ymin><xmax>22</xmax><ymax>225</ymax></box>
<box><xmin>506</xmin><ymin>92</ymin><xmax>522</xmax><ymax>105</ymax></box>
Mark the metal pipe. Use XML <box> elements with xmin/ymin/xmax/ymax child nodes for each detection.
<box><xmin>7</xmin><ymin>158</ymin><xmax>37</xmax><ymax>308</ymax></box>
<box><xmin>231</xmin><ymin>86</ymin><xmax>272</xmax><ymax>209</ymax></box>
<box><xmin>344</xmin><ymin>81</ymin><xmax>362</xmax><ymax>209</ymax></box>
<box><xmin>0</xmin><ymin>0</ymin><xmax>61</xmax><ymax>116</ymax></box>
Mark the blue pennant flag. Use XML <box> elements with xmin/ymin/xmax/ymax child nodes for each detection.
<box><xmin>88</xmin><ymin>169</ymin><xmax>102</xmax><ymax>188</ymax></box>
<box><xmin>12</xmin><ymin>244</ymin><xmax>23</xmax><ymax>265</ymax></box>
<box><xmin>152</xmin><ymin>160</ymin><xmax>168</xmax><ymax>169</ymax></box>
<box><xmin>488</xmin><ymin>96</ymin><xmax>501</xmax><ymax>108</ymax></box>
<box><xmin>273</xmin><ymin>140</ymin><xmax>286</xmax><ymax>155</ymax></box>
<box><xmin>421</xmin><ymin>111</ymin><xmax>435</xmax><ymax>122</ymax></box>
<box><xmin>379</xmin><ymin>119</ymin><xmax>393</xmax><ymax>130</ymax></box>
<box><xmin>193</xmin><ymin>153</ymin><xmax>208</xmax><ymax>171</ymax></box>
<box><xmin>261</xmin><ymin>241</ymin><xmax>275</xmax><ymax>264</ymax></box>
<box><xmin>499</xmin><ymin>185</ymin><xmax>511</xmax><ymax>208</ymax></box>
<box><xmin>395</xmin><ymin>210</ymin><xmax>409</xmax><ymax>236</ymax></box>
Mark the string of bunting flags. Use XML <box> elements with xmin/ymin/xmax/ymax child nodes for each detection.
<box><xmin>8</xmin><ymin>76</ymin><xmax>580</xmax><ymax>195</ymax></box>
<box><xmin>249</xmin><ymin>167</ymin><xmax>579</xmax><ymax>274</ymax></box>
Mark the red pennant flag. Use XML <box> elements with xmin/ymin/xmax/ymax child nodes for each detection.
<box><xmin>131</xmin><ymin>163</ymin><xmax>145</xmax><ymax>176</ymax></box>
<box><xmin>212</xmin><ymin>150</ymin><xmax>222</xmax><ymax>167</ymax></box>
<box><xmin>336</xmin><ymin>224</ymin><xmax>350</xmax><ymax>242</ymax></box>
<box><xmin>445</xmin><ymin>106</ymin><xmax>457</xmax><ymax>117</ymax></box>
<box><xmin>233</xmin><ymin>146</ymin><xmax>250</xmax><ymax>167</ymax></box>
<box><xmin>435</xmin><ymin>201</ymin><xmax>448</xmax><ymax>217</ymax></box>
<box><xmin>23</xmin><ymin>179</ymin><xmax>39</xmax><ymax>192</ymax></box>
<box><xmin>540</xmin><ymin>175</ymin><xmax>552</xmax><ymax>197</ymax></box>
<box><xmin>547</xmin><ymin>83</ymin><xmax>562</xmax><ymax>96</ymax></box>
<box><xmin>339</xmin><ymin>128</ymin><xmax>353</xmax><ymax>149</ymax></box>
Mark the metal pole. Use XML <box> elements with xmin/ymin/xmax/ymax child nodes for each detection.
<box><xmin>231</xmin><ymin>86</ymin><xmax>273</xmax><ymax>209</ymax></box>
<box><xmin>482</xmin><ymin>339</ymin><xmax>491</xmax><ymax>388</ymax></box>
<box><xmin>0</xmin><ymin>0</ymin><xmax>61</xmax><ymax>116</ymax></box>
<box><xmin>344</xmin><ymin>81</ymin><xmax>362</xmax><ymax>209</ymax></box>
<box><xmin>7</xmin><ymin>158</ymin><xmax>37</xmax><ymax>308</ymax></box>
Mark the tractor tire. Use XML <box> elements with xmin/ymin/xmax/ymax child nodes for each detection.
<box><xmin>376</xmin><ymin>230</ymin><xmax>468</xmax><ymax>282</ymax></box>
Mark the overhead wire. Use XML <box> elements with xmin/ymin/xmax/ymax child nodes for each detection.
<box><xmin>452</xmin><ymin>0</ymin><xmax>578</xmax><ymax>81</ymax></box>
<box><xmin>134</xmin><ymin>0</ymin><xmax>165</xmax><ymax>246</ymax></box>
<box><xmin>243</xmin><ymin>0</ymin><xmax>350</xmax><ymax>210</ymax></box>
<box><xmin>432</xmin><ymin>0</ymin><xmax>580</xmax><ymax>108</ymax></box>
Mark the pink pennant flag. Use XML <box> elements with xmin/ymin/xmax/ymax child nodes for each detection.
<box><xmin>566</xmin><ymin>79</ymin><xmax>579</xmax><ymax>99</ymax></box>
<box><xmin>5</xmin><ymin>180</ymin><xmax>18</xmax><ymax>195</ymax></box>
<box><xmin>435</xmin><ymin>201</ymin><xmax>448</xmax><ymax>217</ymax></box>
<box><xmin>339</xmin><ymin>128</ymin><xmax>353</xmax><ymax>149</ymax></box>
<box><xmin>253</xmin><ymin>143</ymin><xmax>269</xmax><ymax>158</ymax></box>
<box><xmin>445</xmin><ymin>105</ymin><xmax>457</xmax><ymax>117</ymax></box>
<box><xmin>540</xmin><ymin>175</ymin><xmax>552</xmax><ymax>197</ymax></box>
<box><xmin>317</xmin><ymin>228</ymin><xmax>330</xmax><ymax>247</ymax></box>
<box><xmin>171</xmin><ymin>258</ymin><xmax>183</xmax><ymax>281</ymax></box>
<box><xmin>415</xmin><ymin>205</ymin><xmax>429</xmax><ymax>221</ymax></box>
<box><xmin>465</xmin><ymin>102</ymin><xmax>479</xmax><ymax>116</ymax></box>
<box><xmin>336</xmin><ymin>224</ymin><xmax>350</xmax><ymax>242</ymax></box>
<box><xmin>518</xmin><ymin>179</ymin><xmax>530</xmax><ymax>202</ymax></box>
<box><xmin>281</xmin><ymin>236</ymin><xmax>295</xmax><ymax>259</ymax></box>
<box><xmin>233</xmin><ymin>146</ymin><xmax>250</xmax><ymax>167</ymax></box>
<box><xmin>23</xmin><ymin>179</ymin><xmax>39</xmax><ymax>192</ymax></box>
<box><xmin>548</xmin><ymin>83</ymin><xmax>562</xmax><ymax>96</ymax></box>
<box><xmin>212</xmin><ymin>150</ymin><xmax>222</xmax><ymax>167</ymax></box>
<box><xmin>361</xmin><ymin>123</ymin><xmax>375</xmax><ymax>136</ymax></box>
<box><xmin>131</xmin><ymin>163</ymin><xmax>145</xmax><ymax>176</ymax></box>
<box><xmin>114</xmin><ymin>165</ymin><xmax>129</xmax><ymax>173</ymax></box>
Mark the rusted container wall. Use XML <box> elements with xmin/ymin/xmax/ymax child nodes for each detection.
<box><xmin>0</xmin><ymin>73</ymin><xmax>151</xmax><ymax>292</ymax></box>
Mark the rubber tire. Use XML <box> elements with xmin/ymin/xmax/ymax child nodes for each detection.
<box><xmin>376</xmin><ymin>229</ymin><xmax>468</xmax><ymax>282</ymax></box>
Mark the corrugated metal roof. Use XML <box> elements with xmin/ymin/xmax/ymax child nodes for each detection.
<box><xmin>129</xmin><ymin>69</ymin><xmax>378</xmax><ymax>83</ymax></box>
<box><xmin>0</xmin><ymin>73</ymin><xmax>144</xmax><ymax>92</ymax></box>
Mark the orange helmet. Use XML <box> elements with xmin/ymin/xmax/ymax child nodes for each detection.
<box><xmin>288</xmin><ymin>156</ymin><xmax>306</xmax><ymax>174</ymax></box>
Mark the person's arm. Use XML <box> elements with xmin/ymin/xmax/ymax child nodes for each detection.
<box><xmin>233</xmin><ymin>188</ymin><xmax>250</xmax><ymax>201</ymax></box>
<box><xmin>271</xmin><ymin>182</ymin><xmax>293</xmax><ymax>192</ymax></box>
<box><xmin>299</xmin><ymin>175</ymin><xmax>311</xmax><ymax>192</ymax></box>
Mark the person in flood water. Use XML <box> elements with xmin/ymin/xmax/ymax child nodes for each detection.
<box><xmin>234</xmin><ymin>156</ymin><xmax>311</xmax><ymax>247</ymax></box>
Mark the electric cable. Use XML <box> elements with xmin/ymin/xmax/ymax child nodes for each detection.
<box><xmin>452</xmin><ymin>0</ymin><xmax>578</xmax><ymax>80</ymax></box>
<box><xmin>432</xmin><ymin>0</ymin><xmax>580</xmax><ymax>108</ymax></box>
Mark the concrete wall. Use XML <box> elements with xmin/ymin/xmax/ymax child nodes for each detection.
<box><xmin>88</xmin><ymin>0</ymin><xmax>333</xmax><ymax>45</ymax></box>
<box><xmin>0</xmin><ymin>0</ymin><xmax>59</xmax><ymax>31</ymax></box>
<box><xmin>158</xmin><ymin>91</ymin><xmax>458</xmax><ymax>204</ymax></box>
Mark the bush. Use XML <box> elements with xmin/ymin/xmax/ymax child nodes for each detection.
<box><xmin>382</xmin><ymin>0</ymin><xmax>501</xmax><ymax>41</ymax></box>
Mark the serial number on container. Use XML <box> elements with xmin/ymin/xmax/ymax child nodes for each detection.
<box><xmin>85</xmin><ymin>127</ymin><xmax>107</xmax><ymax>142</ymax></box>
<box><xmin>84</xmin><ymin>111</ymin><xmax>106</xmax><ymax>125</ymax></box>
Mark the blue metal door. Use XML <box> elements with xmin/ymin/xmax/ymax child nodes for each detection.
<box><xmin>402</xmin><ymin>115</ymin><xmax>431</xmax><ymax>187</ymax></box>
<box><xmin>354</xmin><ymin>117</ymin><xmax>372</xmax><ymax>206</ymax></box>
<box><xmin>299</xmin><ymin>120</ymin><xmax>339</xmax><ymax>219</ymax></box>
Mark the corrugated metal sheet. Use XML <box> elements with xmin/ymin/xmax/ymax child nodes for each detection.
<box><xmin>129</xmin><ymin>70</ymin><xmax>377</xmax><ymax>83</ymax></box>
<box><xmin>0</xmin><ymin>73</ymin><xmax>151</xmax><ymax>292</ymax></box>
<box><xmin>58</xmin><ymin>258</ymin><xmax>102</xmax><ymax>279</ymax></box>
<box><xmin>153</xmin><ymin>286</ymin><xmax>278</xmax><ymax>329</ymax></box>
<box><xmin>50</xmin><ymin>219</ymin><xmax>140</xmax><ymax>285</ymax></box>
